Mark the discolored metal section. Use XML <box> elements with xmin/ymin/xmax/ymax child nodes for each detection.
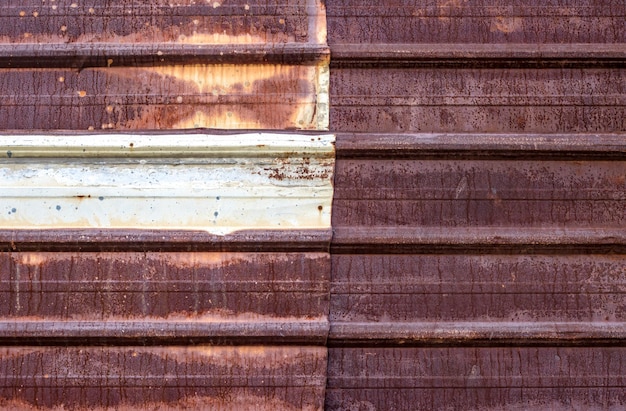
<box><xmin>326</xmin><ymin>347</ymin><xmax>626</xmax><ymax>410</ymax></box>
<box><xmin>0</xmin><ymin>64</ymin><xmax>329</xmax><ymax>130</ymax></box>
<box><xmin>0</xmin><ymin>133</ymin><xmax>334</xmax><ymax>232</ymax></box>
<box><xmin>0</xmin><ymin>346</ymin><xmax>326</xmax><ymax>410</ymax></box>
<box><xmin>327</xmin><ymin>0</ymin><xmax>626</xmax><ymax>44</ymax></box>
<box><xmin>0</xmin><ymin>0</ymin><xmax>325</xmax><ymax>45</ymax></box>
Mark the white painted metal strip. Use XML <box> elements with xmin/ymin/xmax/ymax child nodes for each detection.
<box><xmin>0</xmin><ymin>133</ymin><xmax>334</xmax><ymax>234</ymax></box>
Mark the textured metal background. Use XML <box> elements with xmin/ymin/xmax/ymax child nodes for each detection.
<box><xmin>326</xmin><ymin>0</ymin><xmax>626</xmax><ymax>409</ymax></box>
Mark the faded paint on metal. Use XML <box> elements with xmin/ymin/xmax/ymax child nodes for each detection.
<box><xmin>0</xmin><ymin>133</ymin><xmax>334</xmax><ymax>234</ymax></box>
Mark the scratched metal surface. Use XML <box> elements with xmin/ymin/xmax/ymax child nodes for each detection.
<box><xmin>326</xmin><ymin>347</ymin><xmax>626</xmax><ymax>410</ymax></box>
<box><xmin>0</xmin><ymin>346</ymin><xmax>326</xmax><ymax>410</ymax></box>
<box><xmin>326</xmin><ymin>0</ymin><xmax>626</xmax><ymax>44</ymax></box>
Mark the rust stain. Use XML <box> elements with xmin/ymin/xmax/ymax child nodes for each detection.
<box><xmin>90</xmin><ymin>64</ymin><xmax>324</xmax><ymax>130</ymax></box>
<box><xmin>491</xmin><ymin>16</ymin><xmax>524</xmax><ymax>33</ymax></box>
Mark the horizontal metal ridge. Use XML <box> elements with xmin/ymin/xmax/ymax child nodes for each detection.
<box><xmin>0</xmin><ymin>319</ymin><xmax>329</xmax><ymax>346</ymax></box>
<box><xmin>329</xmin><ymin>321</ymin><xmax>626</xmax><ymax>347</ymax></box>
<box><xmin>335</xmin><ymin>133</ymin><xmax>626</xmax><ymax>159</ymax></box>
<box><xmin>330</xmin><ymin>43</ymin><xmax>626</xmax><ymax>67</ymax></box>
<box><xmin>332</xmin><ymin>226</ymin><xmax>626</xmax><ymax>254</ymax></box>
<box><xmin>0</xmin><ymin>229</ymin><xmax>332</xmax><ymax>252</ymax></box>
<box><xmin>0</xmin><ymin>43</ymin><xmax>330</xmax><ymax>68</ymax></box>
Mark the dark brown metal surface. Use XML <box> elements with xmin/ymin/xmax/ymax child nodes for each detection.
<box><xmin>327</xmin><ymin>0</ymin><xmax>626</xmax><ymax>44</ymax></box>
<box><xmin>0</xmin><ymin>252</ymin><xmax>329</xmax><ymax>345</ymax></box>
<box><xmin>330</xmin><ymin>67</ymin><xmax>626</xmax><ymax>133</ymax></box>
<box><xmin>326</xmin><ymin>347</ymin><xmax>626</xmax><ymax>410</ymax></box>
<box><xmin>0</xmin><ymin>346</ymin><xmax>326</xmax><ymax>410</ymax></box>
<box><xmin>334</xmin><ymin>159</ymin><xmax>626</xmax><ymax>228</ymax></box>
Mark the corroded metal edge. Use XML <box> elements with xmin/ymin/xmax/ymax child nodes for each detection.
<box><xmin>0</xmin><ymin>319</ymin><xmax>329</xmax><ymax>345</ymax></box>
<box><xmin>0</xmin><ymin>44</ymin><xmax>330</xmax><ymax>68</ymax></box>
<box><xmin>329</xmin><ymin>322</ymin><xmax>626</xmax><ymax>347</ymax></box>
<box><xmin>332</xmin><ymin>227</ymin><xmax>626</xmax><ymax>254</ymax></box>
<box><xmin>0</xmin><ymin>133</ymin><xmax>335</xmax><ymax>234</ymax></box>
<box><xmin>330</xmin><ymin>43</ymin><xmax>626</xmax><ymax>68</ymax></box>
<box><xmin>336</xmin><ymin>133</ymin><xmax>626</xmax><ymax>159</ymax></box>
<box><xmin>0</xmin><ymin>229</ymin><xmax>332</xmax><ymax>252</ymax></box>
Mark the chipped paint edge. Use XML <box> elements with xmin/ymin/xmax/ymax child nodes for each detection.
<box><xmin>0</xmin><ymin>133</ymin><xmax>335</xmax><ymax>235</ymax></box>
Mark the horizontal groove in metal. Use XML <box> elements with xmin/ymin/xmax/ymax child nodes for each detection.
<box><xmin>0</xmin><ymin>229</ymin><xmax>332</xmax><ymax>252</ymax></box>
<box><xmin>331</xmin><ymin>227</ymin><xmax>626</xmax><ymax>254</ymax></box>
<box><xmin>326</xmin><ymin>347</ymin><xmax>626</xmax><ymax>410</ymax></box>
<box><xmin>0</xmin><ymin>320</ymin><xmax>329</xmax><ymax>345</ymax></box>
<box><xmin>0</xmin><ymin>346</ymin><xmax>327</xmax><ymax>410</ymax></box>
<box><xmin>335</xmin><ymin>133</ymin><xmax>626</xmax><ymax>159</ymax></box>
<box><xmin>328</xmin><ymin>322</ymin><xmax>626</xmax><ymax>346</ymax></box>
<box><xmin>0</xmin><ymin>44</ymin><xmax>330</xmax><ymax>68</ymax></box>
<box><xmin>330</xmin><ymin>43</ymin><xmax>626</xmax><ymax>68</ymax></box>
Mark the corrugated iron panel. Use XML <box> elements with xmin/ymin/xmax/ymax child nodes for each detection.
<box><xmin>326</xmin><ymin>347</ymin><xmax>626</xmax><ymax>410</ymax></box>
<box><xmin>0</xmin><ymin>0</ymin><xmax>329</xmax><ymax>130</ymax></box>
<box><xmin>327</xmin><ymin>0</ymin><xmax>626</xmax><ymax>44</ymax></box>
<box><xmin>0</xmin><ymin>346</ymin><xmax>326</xmax><ymax>410</ymax></box>
<box><xmin>0</xmin><ymin>252</ymin><xmax>329</xmax><ymax>345</ymax></box>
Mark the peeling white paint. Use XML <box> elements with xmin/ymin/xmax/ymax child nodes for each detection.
<box><xmin>0</xmin><ymin>133</ymin><xmax>334</xmax><ymax>234</ymax></box>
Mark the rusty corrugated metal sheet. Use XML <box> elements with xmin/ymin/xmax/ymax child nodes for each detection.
<box><xmin>0</xmin><ymin>252</ymin><xmax>329</xmax><ymax>345</ymax></box>
<box><xmin>0</xmin><ymin>0</ymin><xmax>329</xmax><ymax>130</ymax></box>
<box><xmin>0</xmin><ymin>1</ymin><xmax>331</xmax><ymax>409</ymax></box>
<box><xmin>326</xmin><ymin>0</ymin><xmax>626</xmax><ymax>44</ymax></box>
<box><xmin>325</xmin><ymin>0</ymin><xmax>626</xmax><ymax>401</ymax></box>
<box><xmin>330</xmin><ymin>67</ymin><xmax>626</xmax><ymax>133</ymax></box>
<box><xmin>0</xmin><ymin>346</ymin><xmax>326</xmax><ymax>410</ymax></box>
<box><xmin>326</xmin><ymin>347</ymin><xmax>626</xmax><ymax>410</ymax></box>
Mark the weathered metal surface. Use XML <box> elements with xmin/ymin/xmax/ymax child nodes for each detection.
<box><xmin>0</xmin><ymin>0</ymin><xmax>326</xmax><ymax>45</ymax></box>
<box><xmin>0</xmin><ymin>133</ymin><xmax>334</xmax><ymax>232</ymax></box>
<box><xmin>0</xmin><ymin>64</ymin><xmax>330</xmax><ymax>130</ymax></box>
<box><xmin>0</xmin><ymin>229</ymin><xmax>332</xmax><ymax>252</ymax></box>
<box><xmin>0</xmin><ymin>346</ymin><xmax>326</xmax><ymax>410</ymax></box>
<box><xmin>333</xmin><ymin>159</ymin><xmax>626</xmax><ymax>228</ymax></box>
<box><xmin>0</xmin><ymin>252</ymin><xmax>329</xmax><ymax>344</ymax></box>
<box><xmin>330</xmin><ymin>254</ymin><xmax>626</xmax><ymax>344</ymax></box>
<box><xmin>336</xmin><ymin>133</ymin><xmax>626</xmax><ymax>159</ymax></box>
<box><xmin>326</xmin><ymin>347</ymin><xmax>626</xmax><ymax>410</ymax></box>
<box><xmin>330</xmin><ymin>67</ymin><xmax>626</xmax><ymax>132</ymax></box>
<box><xmin>327</xmin><ymin>0</ymin><xmax>626</xmax><ymax>44</ymax></box>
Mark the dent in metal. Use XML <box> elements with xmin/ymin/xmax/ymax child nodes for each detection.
<box><xmin>0</xmin><ymin>133</ymin><xmax>335</xmax><ymax>234</ymax></box>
